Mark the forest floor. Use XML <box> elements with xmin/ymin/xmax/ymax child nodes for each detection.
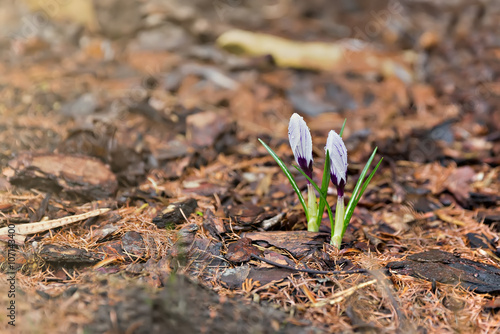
<box><xmin>0</xmin><ymin>0</ymin><xmax>500</xmax><ymax>333</ymax></box>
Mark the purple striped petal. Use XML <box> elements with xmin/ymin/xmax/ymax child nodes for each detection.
<box><xmin>288</xmin><ymin>113</ymin><xmax>313</xmax><ymax>179</ymax></box>
<box><xmin>325</xmin><ymin>130</ymin><xmax>348</xmax><ymax>195</ymax></box>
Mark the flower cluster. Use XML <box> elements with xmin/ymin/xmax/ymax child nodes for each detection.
<box><xmin>259</xmin><ymin>113</ymin><xmax>382</xmax><ymax>248</ymax></box>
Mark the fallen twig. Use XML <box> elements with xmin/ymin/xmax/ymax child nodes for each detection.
<box><xmin>0</xmin><ymin>208</ymin><xmax>110</xmax><ymax>244</ymax></box>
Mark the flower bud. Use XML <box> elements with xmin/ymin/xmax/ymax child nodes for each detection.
<box><xmin>288</xmin><ymin>113</ymin><xmax>313</xmax><ymax>180</ymax></box>
<box><xmin>325</xmin><ymin>130</ymin><xmax>348</xmax><ymax>196</ymax></box>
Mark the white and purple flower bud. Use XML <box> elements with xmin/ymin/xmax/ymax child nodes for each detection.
<box><xmin>288</xmin><ymin>113</ymin><xmax>313</xmax><ymax>180</ymax></box>
<box><xmin>326</xmin><ymin>130</ymin><xmax>348</xmax><ymax>196</ymax></box>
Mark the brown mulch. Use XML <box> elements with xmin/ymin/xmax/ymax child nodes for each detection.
<box><xmin>1</xmin><ymin>0</ymin><xmax>500</xmax><ymax>333</ymax></box>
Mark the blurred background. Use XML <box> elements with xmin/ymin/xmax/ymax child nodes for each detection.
<box><xmin>0</xmin><ymin>0</ymin><xmax>499</xmax><ymax>182</ymax></box>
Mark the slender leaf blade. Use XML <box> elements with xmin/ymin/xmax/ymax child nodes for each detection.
<box><xmin>344</xmin><ymin>147</ymin><xmax>378</xmax><ymax>222</ymax></box>
<box><xmin>339</xmin><ymin>119</ymin><xmax>347</xmax><ymax>137</ymax></box>
<box><xmin>343</xmin><ymin>152</ymin><xmax>382</xmax><ymax>235</ymax></box>
<box><xmin>343</xmin><ymin>157</ymin><xmax>382</xmax><ymax>235</ymax></box>
<box><xmin>258</xmin><ymin>138</ymin><xmax>308</xmax><ymax>217</ymax></box>
<box><xmin>355</xmin><ymin>158</ymin><xmax>383</xmax><ymax>202</ymax></box>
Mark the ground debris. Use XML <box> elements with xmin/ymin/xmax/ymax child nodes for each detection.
<box><xmin>0</xmin><ymin>208</ymin><xmax>110</xmax><ymax>245</ymax></box>
<box><xmin>387</xmin><ymin>249</ymin><xmax>500</xmax><ymax>294</ymax></box>
<box><xmin>243</xmin><ymin>231</ymin><xmax>329</xmax><ymax>258</ymax></box>
<box><xmin>152</xmin><ymin>198</ymin><xmax>198</xmax><ymax>228</ymax></box>
<box><xmin>87</xmin><ymin>274</ymin><xmax>325</xmax><ymax>334</ymax></box>
<box><xmin>39</xmin><ymin>244</ymin><xmax>103</xmax><ymax>264</ymax></box>
<box><xmin>225</xmin><ymin>237</ymin><xmax>261</xmax><ymax>263</ymax></box>
<box><xmin>121</xmin><ymin>231</ymin><xmax>146</xmax><ymax>259</ymax></box>
<box><xmin>6</xmin><ymin>153</ymin><xmax>117</xmax><ymax>200</ymax></box>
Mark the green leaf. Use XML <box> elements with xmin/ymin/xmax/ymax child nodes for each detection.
<box><xmin>339</xmin><ymin>119</ymin><xmax>347</xmax><ymax>137</ymax></box>
<box><xmin>355</xmin><ymin>158</ymin><xmax>383</xmax><ymax>203</ymax></box>
<box><xmin>343</xmin><ymin>148</ymin><xmax>382</xmax><ymax>234</ymax></box>
<box><xmin>258</xmin><ymin>138</ymin><xmax>308</xmax><ymax>218</ymax></box>
<box><xmin>344</xmin><ymin>148</ymin><xmax>377</xmax><ymax>220</ymax></box>
<box><xmin>293</xmin><ymin>165</ymin><xmax>334</xmax><ymax>228</ymax></box>
<box><xmin>342</xmin><ymin>158</ymin><xmax>382</xmax><ymax>235</ymax></box>
<box><xmin>315</xmin><ymin>150</ymin><xmax>331</xmax><ymax>230</ymax></box>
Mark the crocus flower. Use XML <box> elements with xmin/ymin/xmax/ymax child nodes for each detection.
<box><xmin>288</xmin><ymin>113</ymin><xmax>313</xmax><ymax>180</ymax></box>
<box><xmin>326</xmin><ymin>130</ymin><xmax>348</xmax><ymax>247</ymax></box>
<box><xmin>325</xmin><ymin>130</ymin><xmax>348</xmax><ymax>196</ymax></box>
<box><xmin>288</xmin><ymin>113</ymin><xmax>319</xmax><ymax>231</ymax></box>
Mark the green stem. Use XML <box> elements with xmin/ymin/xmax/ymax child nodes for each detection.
<box><xmin>315</xmin><ymin>151</ymin><xmax>331</xmax><ymax>230</ymax></box>
<box><xmin>307</xmin><ymin>184</ymin><xmax>318</xmax><ymax>232</ymax></box>
<box><xmin>293</xmin><ymin>165</ymin><xmax>335</xmax><ymax>233</ymax></box>
<box><xmin>331</xmin><ymin>195</ymin><xmax>345</xmax><ymax>248</ymax></box>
